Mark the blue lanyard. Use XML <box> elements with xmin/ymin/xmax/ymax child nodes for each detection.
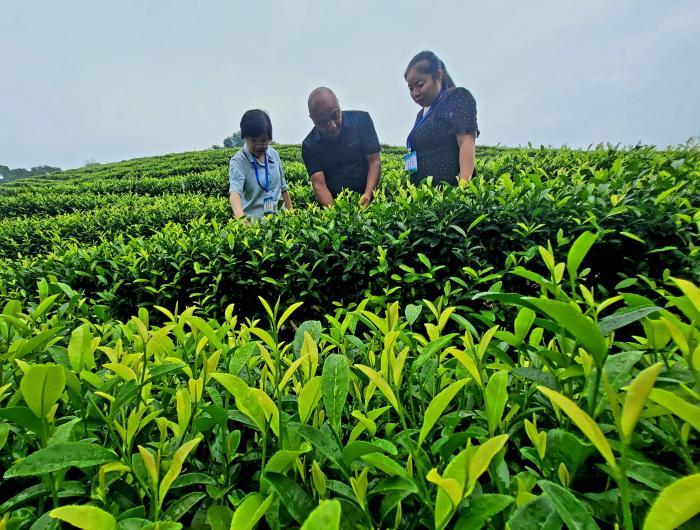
<box><xmin>251</xmin><ymin>154</ymin><xmax>269</xmax><ymax>193</ymax></box>
<box><xmin>407</xmin><ymin>89</ymin><xmax>445</xmax><ymax>151</ymax></box>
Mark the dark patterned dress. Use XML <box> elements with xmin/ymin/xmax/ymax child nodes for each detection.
<box><xmin>407</xmin><ymin>87</ymin><xmax>479</xmax><ymax>185</ymax></box>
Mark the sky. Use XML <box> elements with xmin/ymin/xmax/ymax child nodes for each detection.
<box><xmin>1</xmin><ymin>0</ymin><xmax>699</xmax><ymax>170</ymax></box>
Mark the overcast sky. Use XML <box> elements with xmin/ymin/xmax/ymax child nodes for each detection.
<box><xmin>2</xmin><ymin>0</ymin><xmax>699</xmax><ymax>170</ymax></box>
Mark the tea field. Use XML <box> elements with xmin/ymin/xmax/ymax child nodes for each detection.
<box><xmin>0</xmin><ymin>143</ymin><xmax>698</xmax><ymax>529</ymax></box>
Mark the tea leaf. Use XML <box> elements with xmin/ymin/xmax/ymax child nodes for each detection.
<box><xmin>537</xmin><ymin>386</ymin><xmax>616</xmax><ymax>470</ymax></box>
<box><xmin>230</xmin><ymin>493</ymin><xmax>274</xmax><ymax>530</ymax></box>
<box><xmin>211</xmin><ymin>373</ymin><xmax>267</xmax><ymax>432</ymax></box>
<box><xmin>354</xmin><ymin>365</ymin><xmax>399</xmax><ymax>413</ymax></box>
<box><xmin>647</xmin><ymin>388</ymin><xmax>700</xmax><ymax>431</ymax></box>
<box><xmin>528</xmin><ymin>299</ymin><xmax>608</xmax><ymax>366</ymax></box>
<box><xmin>265</xmin><ymin>445</ymin><xmax>311</xmax><ymax>474</ymax></box>
<box><xmin>454</xmin><ymin>494</ymin><xmax>514</xmax><ymax>529</ymax></box>
<box><xmin>467</xmin><ymin>435</ymin><xmax>509</xmax><ymax>495</ymax></box>
<box><xmin>298</xmin><ymin>376</ymin><xmax>323</xmax><ymax>424</ymax></box>
<box><xmin>566</xmin><ymin>231</ymin><xmax>597</xmax><ymax>281</ymax></box>
<box><xmin>67</xmin><ymin>324</ymin><xmax>93</xmax><ymax>372</ymax></box>
<box><xmin>263</xmin><ymin>472</ymin><xmax>315</xmax><ymax>523</ymax></box>
<box><xmin>158</xmin><ymin>436</ymin><xmax>203</xmax><ymax>504</ymax></box>
<box><xmin>644</xmin><ymin>473</ymin><xmax>700</xmax><ymax>530</ymax></box>
<box><xmin>419</xmin><ymin>378</ymin><xmax>469</xmax><ymax>446</ymax></box>
<box><xmin>300</xmin><ymin>499</ymin><xmax>341</xmax><ymax>530</ymax></box>
<box><xmin>49</xmin><ymin>505</ymin><xmax>116</xmax><ymax>530</ymax></box>
<box><xmin>20</xmin><ymin>363</ymin><xmax>65</xmax><ymax>420</ymax></box>
<box><xmin>322</xmin><ymin>354</ymin><xmax>350</xmax><ymax>433</ymax></box>
<box><xmin>5</xmin><ymin>443</ymin><xmax>117</xmax><ymax>477</ymax></box>
<box><xmin>538</xmin><ymin>480</ymin><xmax>598</xmax><ymax>529</ymax></box>
<box><xmin>277</xmin><ymin>301</ymin><xmax>303</xmax><ymax>331</ymax></box>
<box><xmin>620</xmin><ymin>363</ymin><xmax>663</xmax><ymax>440</ymax></box>
<box><xmin>360</xmin><ymin>453</ymin><xmax>406</xmax><ymax>477</ymax></box>
<box><xmin>485</xmin><ymin>371</ymin><xmax>508</xmax><ymax>435</ymax></box>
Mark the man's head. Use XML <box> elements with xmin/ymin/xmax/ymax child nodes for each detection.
<box><xmin>308</xmin><ymin>87</ymin><xmax>342</xmax><ymax>141</ymax></box>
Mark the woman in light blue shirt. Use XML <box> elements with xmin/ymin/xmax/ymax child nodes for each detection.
<box><xmin>229</xmin><ymin>109</ymin><xmax>293</xmax><ymax>219</ymax></box>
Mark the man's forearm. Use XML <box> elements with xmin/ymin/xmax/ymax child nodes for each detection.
<box><xmin>313</xmin><ymin>184</ymin><xmax>334</xmax><ymax>206</ymax></box>
<box><xmin>282</xmin><ymin>190</ymin><xmax>293</xmax><ymax>210</ymax></box>
<box><xmin>364</xmin><ymin>155</ymin><xmax>381</xmax><ymax>194</ymax></box>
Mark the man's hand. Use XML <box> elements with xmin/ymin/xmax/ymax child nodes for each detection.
<box><xmin>359</xmin><ymin>191</ymin><xmax>373</xmax><ymax>208</ymax></box>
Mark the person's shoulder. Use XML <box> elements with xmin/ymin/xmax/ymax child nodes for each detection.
<box><xmin>344</xmin><ymin>110</ymin><xmax>377</xmax><ymax>132</ymax></box>
<box><xmin>344</xmin><ymin>110</ymin><xmax>372</xmax><ymax>123</ymax></box>
<box><xmin>267</xmin><ymin>146</ymin><xmax>285</xmax><ymax>165</ymax></box>
<box><xmin>445</xmin><ymin>87</ymin><xmax>476</xmax><ymax>105</ymax></box>
<box><xmin>230</xmin><ymin>148</ymin><xmax>248</xmax><ymax>166</ymax></box>
<box><xmin>302</xmin><ymin>128</ymin><xmax>321</xmax><ymax>151</ymax></box>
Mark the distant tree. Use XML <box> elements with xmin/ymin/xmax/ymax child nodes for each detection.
<box><xmin>211</xmin><ymin>144</ymin><xmax>222</xmax><ymax>150</ymax></box>
<box><xmin>223</xmin><ymin>131</ymin><xmax>244</xmax><ymax>148</ymax></box>
<box><xmin>30</xmin><ymin>165</ymin><xmax>60</xmax><ymax>175</ymax></box>
<box><xmin>84</xmin><ymin>158</ymin><xmax>99</xmax><ymax>167</ymax></box>
<box><xmin>0</xmin><ymin>164</ymin><xmax>60</xmax><ymax>184</ymax></box>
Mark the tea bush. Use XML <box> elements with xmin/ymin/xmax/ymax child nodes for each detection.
<box><xmin>0</xmin><ymin>143</ymin><xmax>698</xmax><ymax>529</ymax></box>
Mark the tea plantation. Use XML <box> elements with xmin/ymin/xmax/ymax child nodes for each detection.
<box><xmin>0</xmin><ymin>144</ymin><xmax>698</xmax><ymax>529</ymax></box>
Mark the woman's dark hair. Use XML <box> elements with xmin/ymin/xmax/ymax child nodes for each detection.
<box><xmin>240</xmin><ymin>109</ymin><xmax>273</xmax><ymax>140</ymax></box>
<box><xmin>404</xmin><ymin>50</ymin><xmax>455</xmax><ymax>89</ymax></box>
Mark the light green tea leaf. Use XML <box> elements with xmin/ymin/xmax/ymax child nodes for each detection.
<box><xmin>621</xmin><ymin>363</ymin><xmax>663</xmax><ymax>440</ymax></box>
<box><xmin>647</xmin><ymin>388</ymin><xmax>700</xmax><ymax>431</ymax></box>
<box><xmin>300</xmin><ymin>499</ymin><xmax>341</xmax><ymax>530</ymax></box>
<box><xmin>230</xmin><ymin>493</ymin><xmax>274</xmax><ymax>530</ymax></box>
<box><xmin>20</xmin><ymin>364</ymin><xmax>65</xmax><ymax>420</ymax></box>
<box><xmin>419</xmin><ymin>379</ymin><xmax>469</xmax><ymax>446</ymax></box>
<box><xmin>49</xmin><ymin>505</ymin><xmax>116</xmax><ymax>530</ymax></box>
<box><xmin>644</xmin><ymin>473</ymin><xmax>700</xmax><ymax>530</ymax></box>
<box><xmin>538</xmin><ymin>386</ymin><xmax>616</xmax><ymax>470</ymax></box>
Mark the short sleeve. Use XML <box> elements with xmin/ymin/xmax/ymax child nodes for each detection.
<box><xmin>361</xmin><ymin>113</ymin><xmax>381</xmax><ymax>155</ymax></box>
<box><xmin>445</xmin><ymin>88</ymin><xmax>479</xmax><ymax>138</ymax></box>
<box><xmin>228</xmin><ymin>158</ymin><xmax>245</xmax><ymax>195</ymax></box>
<box><xmin>302</xmin><ymin>141</ymin><xmax>323</xmax><ymax>177</ymax></box>
<box><xmin>277</xmin><ymin>152</ymin><xmax>289</xmax><ymax>192</ymax></box>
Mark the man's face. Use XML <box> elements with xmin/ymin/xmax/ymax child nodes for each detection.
<box><xmin>310</xmin><ymin>101</ymin><xmax>343</xmax><ymax>141</ymax></box>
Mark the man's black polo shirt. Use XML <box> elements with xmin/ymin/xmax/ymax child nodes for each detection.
<box><xmin>301</xmin><ymin>111</ymin><xmax>381</xmax><ymax>198</ymax></box>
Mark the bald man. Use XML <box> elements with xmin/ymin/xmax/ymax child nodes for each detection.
<box><xmin>301</xmin><ymin>88</ymin><xmax>381</xmax><ymax>207</ymax></box>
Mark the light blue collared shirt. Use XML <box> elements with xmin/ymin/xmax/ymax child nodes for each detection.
<box><xmin>229</xmin><ymin>144</ymin><xmax>288</xmax><ymax>218</ymax></box>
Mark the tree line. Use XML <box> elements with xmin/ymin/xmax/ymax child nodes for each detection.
<box><xmin>0</xmin><ymin>164</ymin><xmax>61</xmax><ymax>183</ymax></box>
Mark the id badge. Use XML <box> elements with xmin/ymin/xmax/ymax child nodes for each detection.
<box><xmin>403</xmin><ymin>151</ymin><xmax>418</xmax><ymax>173</ymax></box>
<box><xmin>263</xmin><ymin>194</ymin><xmax>275</xmax><ymax>215</ymax></box>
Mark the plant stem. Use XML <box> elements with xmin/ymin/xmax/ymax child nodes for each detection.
<box><xmin>588</xmin><ymin>365</ymin><xmax>602</xmax><ymax>417</ymax></box>
<box><xmin>48</xmin><ymin>473</ymin><xmax>60</xmax><ymax>508</ymax></box>
<box><xmin>617</xmin><ymin>446</ymin><xmax>634</xmax><ymax>530</ymax></box>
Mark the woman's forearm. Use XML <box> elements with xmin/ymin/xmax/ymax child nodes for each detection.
<box><xmin>282</xmin><ymin>190</ymin><xmax>293</xmax><ymax>210</ymax></box>
<box><xmin>229</xmin><ymin>192</ymin><xmax>245</xmax><ymax>218</ymax></box>
<box><xmin>457</xmin><ymin>134</ymin><xmax>476</xmax><ymax>182</ymax></box>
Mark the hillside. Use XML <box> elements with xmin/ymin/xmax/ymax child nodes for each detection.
<box><xmin>0</xmin><ymin>143</ymin><xmax>698</xmax><ymax>529</ymax></box>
